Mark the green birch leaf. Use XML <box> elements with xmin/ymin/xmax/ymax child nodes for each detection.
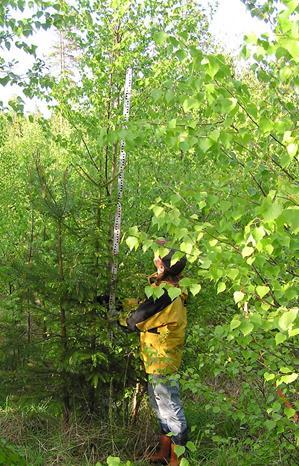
<box><xmin>199</xmin><ymin>257</ymin><xmax>211</xmax><ymax>269</ymax></box>
<box><xmin>126</xmin><ymin>236</ymin><xmax>139</xmax><ymax>251</ymax></box>
<box><xmin>280</xmin><ymin>152</ymin><xmax>292</xmax><ymax>168</ymax></box>
<box><xmin>165</xmin><ymin>89</ymin><xmax>174</xmax><ymax>103</ymax></box>
<box><xmin>174</xmin><ymin>445</ymin><xmax>185</xmax><ymax>458</ymax></box>
<box><xmin>152</xmin><ymin>286</ymin><xmax>164</xmax><ymax>299</ymax></box>
<box><xmin>289</xmin><ymin>327</ymin><xmax>299</xmax><ymax>337</ymax></box>
<box><xmin>152</xmin><ymin>205</ymin><xmax>164</xmax><ymax>217</ymax></box>
<box><xmin>180</xmin><ymin>459</ymin><xmax>190</xmax><ymax>466</ymax></box>
<box><xmin>180</xmin><ymin>458</ymin><xmax>190</xmax><ymax>466</ymax></box>
<box><xmin>217</xmin><ymin>282</ymin><xmax>226</xmax><ymax>294</ymax></box>
<box><xmin>183</xmin><ymin>97</ymin><xmax>200</xmax><ymax>112</ymax></box>
<box><xmin>227</xmin><ymin>269</ymin><xmax>239</xmax><ymax>280</ymax></box>
<box><xmin>278</xmin><ymin>308</ymin><xmax>298</xmax><ymax>331</ymax></box>
<box><xmin>151</xmin><ymin>89</ymin><xmax>163</xmax><ymax>101</ymax></box>
<box><xmin>207</xmin><ymin>57</ymin><xmax>220</xmax><ymax>78</ymax></box>
<box><xmin>153</xmin><ymin>31</ymin><xmax>168</xmax><ymax>45</ymax></box>
<box><xmin>220</xmin><ymin>97</ymin><xmax>237</xmax><ymax>113</ymax></box>
<box><xmin>284</xmin><ymin>407</ymin><xmax>296</xmax><ymax>418</ymax></box>
<box><xmin>277</xmin><ymin>373</ymin><xmax>298</xmax><ymax>385</ymax></box>
<box><xmin>234</xmin><ymin>291</ymin><xmax>245</xmax><ymax>303</ymax></box>
<box><xmin>209</xmin><ymin>128</ymin><xmax>220</xmax><ymax>142</ymax></box>
<box><xmin>287</xmin><ymin>143</ymin><xmax>297</xmax><ymax>157</ymax></box>
<box><xmin>167</xmin><ymin>287</ymin><xmax>181</xmax><ymax>301</ymax></box>
<box><xmin>259</xmin><ymin>117</ymin><xmax>273</xmax><ymax>133</ymax></box>
<box><xmin>107</xmin><ymin>456</ymin><xmax>121</xmax><ymax>466</ymax></box>
<box><xmin>265</xmin><ymin>420</ymin><xmax>276</xmax><ymax>431</ymax></box>
<box><xmin>186</xmin><ymin>441</ymin><xmax>196</xmax><ymax>452</ymax></box>
<box><xmin>280</xmin><ymin>207</ymin><xmax>299</xmax><ymax>233</ymax></box>
<box><xmin>240</xmin><ymin>320</ymin><xmax>254</xmax><ymax>336</ymax></box>
<box><xmin>190</xmin><ymin>283</ymin><xmax>201</xmax><ymax>296</ymax></box>
<box><xmin>0</xmin><ymin>76</ymin><xmax>10</xmax><ymax>86</ymax></box>
<box><xmin>181</xmin><ymin>241</ymin><xmax>193</xmax><ymax>254</ymax></box>
<box><xmin>280</xmin><ymin>367</ymin><xmax>292</xmax><ymax>374</ymax></box>
<box><xmin>176</xmin><ymin>49</ymin><xmax>186</xmax><ymax>61</ymax></box>
<box><xmin>179</xmin><ymin>277</ymin><xmax>193</xmax><ymax>287</ymax></box>
<box><xmin>256</xmin><ymin>285</ymin><xmax>270</xmax><ymax>298</ymax></box>
<box><xmin>145</xmin><ymin>286</ymin><xmax>153</xmax><ymax>298</ymax></box>
<box><xmin>275</xmin><ymin>333</ymin><xmax>287</xmax><ymax>345</ymax></box>
<box><xmin>280</xmin><ymin>38</ymin><xmax>299</xmax><ymax>60</ymax></box>
<box><xmin>230</xmin><ymin>318</ymin><xmax>241</xmax><ymax>330</ymax></box>
<box><xmin>242</xmin><ymin>246</ymin><xmax>254</xmax><ymax>258</ymax></box>
<box><xmin>168</xmin><ymin>118</ymin><xmax>176</xmax><ymax>129</ymax></box>
<box><xmin>198</xmin><ymin>138</ymin><xmax>213</xmax><ymax>153</ymax></box>
<box><xmin>142</xmin><ymin>240</ymin><xmax>153</xmax><ymax>252</ymax></box>
<box><xmin>264</xmin><ymin>372</ymin><xmax>275</xmax><ymax>381</ymax></box>
<box><xmin>171</xmin><ymin>251</ymin><xmax>185</xmax><ymax>266</ymax></box>
<box><xmin>262</xmin><ymin>200</ymin><xmax>283</xmax><ymax>222</ymax></box>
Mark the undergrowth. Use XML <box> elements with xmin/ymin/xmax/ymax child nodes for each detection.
<box><xmin>0</xmin><ymin>395</ymin><xmax>295</xmax><ymax>465</ymax></box>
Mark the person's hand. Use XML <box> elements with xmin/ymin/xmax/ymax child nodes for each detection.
<box><xmin>118</xmin><ymin>313</ymin><xmax>128</xmax><ymax>328</ymax></box>
<box><xmin>122</xmin><ymin>298</ymin><xmax>139</xmax><ymax>312</ymax></box>
<box><xmin>156</xmin><ymin>238</ymin><xmax>167</xmax><ymax>246</ymax></box>
<box><xmin>117</xmin><ymin>314</ymin><xmax>133</xmax><ymax>333</ymax></box>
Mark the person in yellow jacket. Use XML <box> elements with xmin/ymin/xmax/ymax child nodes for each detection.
<box><xmin>124</xmin><ymin>249</ymin><xmax>188</xmax><ymax>466</ymax></box>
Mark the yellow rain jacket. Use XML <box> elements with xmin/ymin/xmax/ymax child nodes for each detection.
<box><xmin>126</xmin><ymin>288</ymin><xmax>187</xmax><ymax>375</ymax></box>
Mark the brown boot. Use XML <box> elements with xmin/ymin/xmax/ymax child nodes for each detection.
<box><xmin>168</xmin><ymin>443</ymin><xmax>181</xmax><ymax>466</ymax></box>
<box><xmin>149</xmin><ymin>434</ymin><xmax>171</xmax><ymax>464</ymax></box>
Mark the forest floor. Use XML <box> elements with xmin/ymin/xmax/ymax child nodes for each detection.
<box><xmin>0</xmin><ymin>396</ymin><xmax>291</xmax><ymax>466</ymax></box>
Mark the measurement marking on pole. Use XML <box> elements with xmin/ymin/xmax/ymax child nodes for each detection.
<box><xmin>109</xmin><ymin>68</ymin><xmax>133</xmax><ymax>317</ymax></box>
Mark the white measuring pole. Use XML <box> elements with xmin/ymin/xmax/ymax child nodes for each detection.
<box><xmin>109</xmin><ymin>67</ymin><xmax>133</xmax><ymax>317</ymax></box>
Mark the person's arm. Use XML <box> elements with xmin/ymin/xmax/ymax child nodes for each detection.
<box><xmin>126</xmin><ymin>290</ymin><xmax>172</xmax><ymax>332</ymax></box>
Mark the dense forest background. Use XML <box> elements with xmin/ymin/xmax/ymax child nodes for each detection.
<box><xmin>0</xmin><ymin>0</ymin><xmax>298</xmax><ymax>465</ymax></box>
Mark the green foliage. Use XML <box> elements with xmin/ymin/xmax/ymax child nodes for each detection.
<box><xmin>0</xmin><ymin>0</ymin><xmax>298</xmax><ymax>464</ymax></box>
<box><xmin>123</xmin><ymin>0</ymin><xmax>299</xmax><ymax>457</ymax></box>
<box><xmin>0</xmin><ymin>439</ymin><xmax>26</xmax><ymax>466</ymax></box>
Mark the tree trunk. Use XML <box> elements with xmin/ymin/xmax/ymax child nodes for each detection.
<box><xmin>27</xmin><ymin>208</ymin><xmax>35</xmax><ymax>344</ymax></box>
<box><xmin>57</xmin><ymin>220</ymin><xmax>70</xmax><ymax>423</ymax></box>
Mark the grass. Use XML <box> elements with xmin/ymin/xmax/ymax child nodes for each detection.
<box><xmin>0</xmin><ymin>396</ymin><xmax>296</xmax><ymax>466</ymax></box>
<box><xmin>0</xmin><ymin>397</ymin><xmax>158</xmax><ymax>465</ymax></box>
